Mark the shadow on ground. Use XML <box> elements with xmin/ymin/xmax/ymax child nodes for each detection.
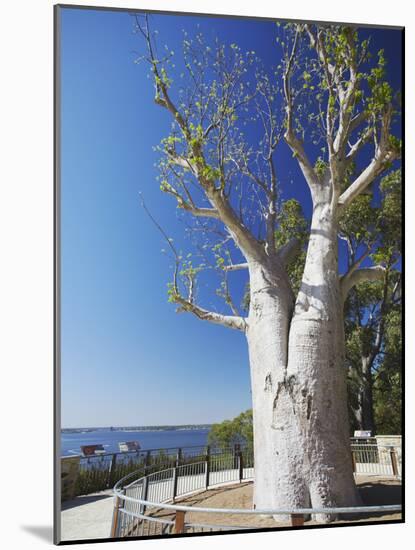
<box><xmin>61</xmin><ymin>493</ymin><xmax>112</xmax><ymax>511</ymax></box>
<box><xmin>353</xmin><ymin>482</ymin><xmax>402</xmax><ymax>521</ymax></box>
<box><xmin>337</xmin><ymin>482</ymin><xmax>402</xmax><ymax>522</ymax></box>
<box><xmin>359</xmin><ymin>482</ymin><xmax>401</xmax><ymax>505</ymax></box>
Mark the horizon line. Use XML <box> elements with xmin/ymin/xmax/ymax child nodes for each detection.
<box><xmin>61</xmin><ymin>422</ymin><xmax>214</xmax><ymax>430</ymax></box>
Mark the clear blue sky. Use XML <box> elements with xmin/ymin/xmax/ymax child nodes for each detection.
<box><xmin>59</xmin><ymin>7</ymin><xmax>402</xmax><ymax>428</ymax></box>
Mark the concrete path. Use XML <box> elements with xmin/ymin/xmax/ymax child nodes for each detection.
<box><xmin>61</xmin><ymin>491</ymin><xmax>114</xmax><ymax>542</ymax></box>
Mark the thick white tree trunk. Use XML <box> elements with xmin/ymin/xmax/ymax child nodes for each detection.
<box><xmin>246</xmin><ymin>260</ymin><xmax>296</xmax><ymax>511</ymax></box>
<box><xmin>247</xmin><ymin>199</ymin><xmax>360</xmax><ymax>522</ymax></box>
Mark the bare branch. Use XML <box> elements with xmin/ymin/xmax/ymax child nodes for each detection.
<box><xmin>284</xmin><ymin>132</ymin><xmax>321</xmax><ymax>191</ymax></box>
<box><xmin>342</xmin><ymin>247</ymin><xmax>371</xmax><ymax>278</ymax></box>
<box><xmin>349</xmin><ymin>111</ymin><xmax>369</xmax><ymax>134</ymax></box>
<box><xmin>138</xmin><ymin>16</ymin><xmax>265</xmax><ymax>262</ymax></box>
<box><xmin>340</xmin><ymin>266</ymin><xmax>386</xmax><ymax>301</ymax></box>
<box><xmin>223</xmin><ymin>262</ymin><xmax>249</xmax><ymax>272</ymax></box>
<box><xmin>140</xmin><ymin>192</ymin><xmax>245</xmax><ymax>330</ymax></box>
<box><xmin>306</xmin><ymin>26</ymin><xmax>358</xmax><ymax>158</ymax></box>
<box><xmin>166</xmin><ymin>152</ymin><xmax>197</xmax><ymax>173</ymax></box>
<box><xmin>346</xmin><ymin>126</ymin><xmax>374</xmax><ymax>161</ymax></box>
<box><xmin>229</xmin><ymin>154</ymin><xmax>271</xmax><ymax>200</ymax></box>
<box><xmin>139</xmin><ymin>193</ymin><xmax>180</xmax><ymax>293</ymax></box>
<box><xmin>174</xmin><ymin>294</ymin><xmax>247</xmax><ymax>331</ymax></box>
<box><xmin>316</xmin><ymin>30</ymin><xmax>336</xmax><ymax>156</ymax></box>
<box><xmin>339</xmin><ymin>105</ymin><xmax>400</xmax><ymax>208</ymax></box>
<box><xmin>265</xmin><ymin>154</ymin><xmax>278</xmax><ymax>255</ymax></box>
<box><xmin>180</xmin><ymin>204</ymin><xmax>221</xmax><ymax>219</ymax></box>
<box><xmin>283</xmin><ymin>27</ymin><xmax>320</xmax><ymax>193</ymax></box>
<box><xmin>332</xmin><ymin>29</ymin><xmax>359</xmax><ymax>154</ymax></box>
<box><xmin>161</xmin><ymin>179</ymin><xmax>221</xmax><ymax>219</ymax></box>
<box><xmin>338</xmin><ymin>149</ymin><xmax>398</xmax><ymax>209</ymax></box>
<box><xmin>222</xmin><ymin>270</ymin><xmax>242</xmax><ymax>317</ymax></box>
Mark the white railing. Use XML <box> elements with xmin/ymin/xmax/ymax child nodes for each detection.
<box><xmin>351</xmin><ymin>443</ymin><xmax>401</xmax><ymax>477</ymax></box>
<box><xmin>110</xmin><ymin>444</ymin><xmax>401</xmax><ymax>538</ymax></box>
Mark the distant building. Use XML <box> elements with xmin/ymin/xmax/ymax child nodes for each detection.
<box><xmin>119</xmin><ymin>441</ymin><xmax>140</xmax><ymax>453</ymax></box>
<box><xmin>80</xmin><ymin>444</ymin><xmax>105</xmax><ymax>456</ymax></box>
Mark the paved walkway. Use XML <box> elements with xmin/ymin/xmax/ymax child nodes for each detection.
<box><xmin>61</xmin><ymin>491</ymin><xmax>114</xmax><ymax>542</ymax></box>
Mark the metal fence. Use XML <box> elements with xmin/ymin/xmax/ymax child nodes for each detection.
<box><xmin>111</xmin><ymin>443</ymin><xmax>401</xmax><ymax>538</ymax></box>
<box><xmin>67</xmin><ymin>444</ymin><xmax>253</xmax><ymax>497</ymax></box>
<box><xmin>73</xmin><ymin>444</ymin><xmax>218</xmax><ymax>496</ymax></box>
<box><xmin>65</xmin><ymin>440</ymin><xmax>400</xmax><ymax>498</ymax></box>
<box><xmin>112</xmin><ymin>456</ymin><xmax>255</xmax><ymax>538</ymax></box>
<box><xmin>351</xmin><ymin>443</ymin><xmax>401</xmax><ymax>477</ymax></box>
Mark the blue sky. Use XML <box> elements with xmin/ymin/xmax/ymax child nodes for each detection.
<box><xmin>59</xmin><ymin>7</ymin><xmax>402</xmax><ymax>428</ymax></box>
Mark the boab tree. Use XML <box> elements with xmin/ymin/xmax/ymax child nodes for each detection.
<box><xmin>134</xmin><ymin>18</ymin><xmax>401</xmax><ymax>521</ymax></box>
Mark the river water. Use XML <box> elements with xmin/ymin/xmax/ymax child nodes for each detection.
<box><xmin>61</xmin><ymin>428</ymin><xmax>210</xmax><ymax>456</ymax></box>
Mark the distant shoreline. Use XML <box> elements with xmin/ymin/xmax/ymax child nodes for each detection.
<box><xmin>61</xmin><ymin>424</ymin><xmax>212</xmax><ymax>434</ymax></box>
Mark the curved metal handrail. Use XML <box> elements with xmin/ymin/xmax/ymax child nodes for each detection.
<box><xmin>113</xmin><ymin>463</ymin><xmax>401</xmax><ymax>517</ymax></box>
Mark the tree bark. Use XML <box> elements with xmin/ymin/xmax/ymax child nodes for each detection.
<box><xmin>246</xmin><ymin>197</ymin><xmax>360</xmax><ymax>522</ymax></box>
<box><xmin>246</xmin><ymin>258</ymin><xmax>296</xmax><ymax>511</ymax></box>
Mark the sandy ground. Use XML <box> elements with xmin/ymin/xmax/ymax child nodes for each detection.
<box><xmin>150</xmin><ymin>477</ymin><xmax>402</xmax><ymax>529</ymax></box>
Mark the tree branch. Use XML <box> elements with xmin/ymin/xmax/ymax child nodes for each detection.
<box><xmin>264</xmin><ymin>155</ymin><xmax>278</xmax><ymax>255</ymax></box>
<box><xmin>332</xmin><ymin>28</ymin><xmax>359</xmax><ymax>154</ymax></box>
<box><xmin>174</xmin><ymin>295</ymin><xmax>247</xmax><ymax>331</ymax></box>
<box><xmin>140</xmin><ymin>193</ymin><xmax>246</xmax><ymax>331</ymax></box>
<box><xmin>283</xmin><ymin>27</ymin><xmax>320</xmax><ymax>194</ymax></box>
<box><xmin>338</xmin><ymin>149</ymin><xmax>398</xmax><ymax>208</ymax></box>
<box><xmin>367</xmin><ymin>269</ymin><xmax>390</xmax><ymax>366</ymax></box>
<box><xmin>346</xmin><ymin>126</ymin><xmax>374</xmax><ymax>161</ymax></box>
<box><xmin>277</xmin><ymin>237</ymin><xmax>302</xmax><ymax>267</ymax></box>
<box><xmin>161</xmin><ymin>179</ymin><xmax>221</xmax><ymax>219</ymax></box>
<box><xmin>284</xmin><ymin>127</ymin><xmax>321</xmax><ymax>194</ymax></box>
<box><xmin>166</xmin><ymin>151</ymin><xmax>197</xmax><ymax>173</ymax></box>
<box><xmin>349</xmin><ymin>111</ymin><xmax>370</xmax><ymax>134</ymax></box>
<box><xmin>223</xmin><ymin>262</ymin><xmax>249</xmax><ymax>272</ymax></box>
<box><xmin>180</xmin><ymin>204</ymin><xmax>221</xmax><ymax>218</ymax></box>
<box><xmin>139</xmin><ymin>15</ymin><xmax>265</xmax><ymax>262</ymax></box>
<box><xmin>339</xmin><ymin>105</ymin><xmax>400</xmax><ymax>208</ymax></box>
<box><xmin>341</xmin><ymin>266</ymin><xmax>386</xmax><ymax>301</ymax></box>
<box><xmin>342</xmin><ymin>247</ymin><xmax>371</xmax><ymax>279</ymax></box>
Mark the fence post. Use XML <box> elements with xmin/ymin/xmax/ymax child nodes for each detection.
<box><xmin>350</xmin><ymin>449</ymin><xmax>356</xmax><ymax>474</ymax></box>
<box><xmin>61</xmin><ymin>456</ymin><xmax>80</xmax><ymax>501</ymax></box>
<box><xmin>290</xmin><ymin>514</ymin><xmax>304</xmax><ymax>527</ymax></box>
<box><xmin>233</xmin><ymin>443</ymin><xmax>240</xmax><ymax>470</ymax></box>
<box><xmin>110</xmin><ymin>495</ymin><xmax>122</xmax><ymax>538</ymax></box>
<box><xmin>390</xmin><ymin>447</ymin><xmax>399</xmax><ymax>477</ymax></box>
<box><xmin>144</xmin><ymin>450</ymin><xmax>151</xmax><ymax>475</ymax></box>
<box><xmin>172</xmin><ymin>449</ymin><xmax>181</xmax><ymax>502</ymax></box>
<box><xmin>174</xmin><ymin>510</ymin><xmax>186</xmax><ymax>534</ymax></box>
<box><xmin>172</xmin><ymin>467</ymin><xmax>178</xmax><ymax>503</ymax></box>
<box><xmin>238</xmin><ymin>447</ymin><xmax>243</xmax><ymax>482</ymax></box>
<box><xmin>107</xmin><ymin>453</ymin><xmax>118</xmax><ymax>489</ymax></box>
<box><xmin>141</xmin><ymin>475</ymin><xmax>149</xmax><ymax>515</ymax></box>
<box><xmin>351</xmin><ymin>449</ymin><xmax>356</xmax><ymax>473</ymax></box>
<box><xmin>205</xmin><ymin>445</ymin><xmax>210</xmax><ymax>489</ymax></box>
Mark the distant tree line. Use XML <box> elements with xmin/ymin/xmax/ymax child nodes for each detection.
<box><xmin>208</xmin><ymin>409</ymin><xmax>254</xmax><ymax>449</ymax></box>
